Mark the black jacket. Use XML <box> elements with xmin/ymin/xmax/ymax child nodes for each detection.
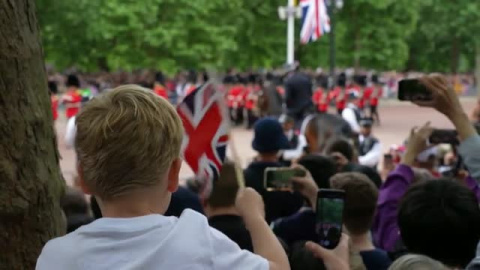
<box><xmin>285</xmin><ymin>73</ymin><xmax>313</xmax><ymax>116</ymax></box>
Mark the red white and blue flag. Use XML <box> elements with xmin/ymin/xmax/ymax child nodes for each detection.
<box><xmin>300</xmin><ymin>0</ymin><xmax>331</xmax><ymax>44</ymax></box>
<box><xmin>177</xmin><ymin>82</ymin><xmax>229</xmax><ymax>196</ymax></box>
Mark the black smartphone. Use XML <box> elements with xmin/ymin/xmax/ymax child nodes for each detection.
<box><xmin>264</xmin><ymin>167</ymin><xmax>306</xmax><ymax>191</ymax></box>
<box><xmin>398</xmin><ymin>79</ymin><xmax>432</xmax><ymax>101</ymax></box>
<box><xmin>429</xmin><ymin>129</ymin><xmax>459</xmax><ymax>145</ymax></box>
<box><xmin>316</xmin><ymin>189</ymin><xmax>345</xmax><ymax>249</ymax></box>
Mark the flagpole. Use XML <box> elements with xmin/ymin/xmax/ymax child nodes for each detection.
<box><xmin>287</xmin><ymin>0</ymin><xmax>295</xmax><ymax>65</ymax></box>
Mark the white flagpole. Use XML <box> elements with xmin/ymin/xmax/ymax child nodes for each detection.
<box><xmin>287</xmin><ymin>0</ymin><xmax>295</xmax><ymax>65</ymax></box>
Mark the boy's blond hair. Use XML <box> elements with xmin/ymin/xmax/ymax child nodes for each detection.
<box><xmin>75</xmin><ymin>85</ymin><xmax>183</xmax><ymax>200</ymax></box>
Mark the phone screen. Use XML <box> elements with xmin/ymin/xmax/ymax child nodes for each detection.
<box><xmin>264</xmin><ymin>168</ymin><xmax>306</xmax><ymax>191</ymax></box>
<box><xmin>398</xmin><ymin>79</ymin><xmax>432</xmax><ymax>101</ymax></box>
<box><xmin>316</xmin><ymin>189</ymin><xmax>345</xmax><ymax>249</ymax></box>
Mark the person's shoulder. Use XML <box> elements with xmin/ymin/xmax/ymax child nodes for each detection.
<box><xmin>359</xmin><ymin>248</ymin><xmax>392</xmax><ymax>269</ymax></box>
<box><xmin>36</xmin><ymin>233</ymin><xmax>80</xmax><ymax>269</ymax></box>
<box><xmin>177</xmin><ymin>208</ymin><xmax>208</xmax><ymax>224</ymax></box>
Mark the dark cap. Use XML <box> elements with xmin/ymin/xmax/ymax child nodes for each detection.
<box><xmin>252</xmin><ymin>118</ymin><xmax>290</xmax><ymax>153</ymax></box>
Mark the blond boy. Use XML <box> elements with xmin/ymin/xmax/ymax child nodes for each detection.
<box><xmin>36</xmin><ymin>85</ymin><xmax>289</xmax><ymax>270</ymax></box>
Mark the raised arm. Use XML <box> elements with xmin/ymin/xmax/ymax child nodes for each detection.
<box><xmin>416</xmin><ymin>76</ymin><xmax>480</xmax><ymax>179</ymax></box>
<box><xmin>236</xmin><ymin>188</ymin><xmax>290</xmax><ymax>270</ymax></box>
<box><xmin>373</xmin><ymin>123</ymin><xmax>432</xmax><ymax>251</ymax></box>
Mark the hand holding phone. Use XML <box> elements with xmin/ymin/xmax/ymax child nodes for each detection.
<box><xmin>264</xmin><ymin>167</ymin><xmax>306</xmax><ymax>191</ymax></box>
<box><xmin>316</xmin><ymin>189</ymin><xmax>345</xmax><ymax>249</ymax></box>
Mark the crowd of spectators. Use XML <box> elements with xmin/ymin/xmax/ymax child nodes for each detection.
<box><xmin>36</xmin><ymin>75</ymin><xmax>480</xmax><ymax>270</ymax></box>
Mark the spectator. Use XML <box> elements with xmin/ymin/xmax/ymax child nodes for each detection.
<box><xmin>372</xmin><ymin>75</ymin><xmax>480</xmax><ymax>270</ymax></box>
<box><xmin>373</xmin><ymin>123</ymin><xmax>480</xmax><ymax>268</ymax></box>
<box><xmin>90</xmin><ymin>196</ymin><xmax>102</xmax><ymax>220</ymax></box>
<box><xmin>330</xmin><ymin>173</ymin><xmax>391</xmax><ymax>270</ymax></box>
<box><xmin>298</xmin><ymin>155</ymin><xmax>337</xmax><ymax>189</ymax></box>
<box><xmin>271</xmin><ymin>157</ymin><xmax>337</xmax><ymax>246</ymax></box>
<box><xmin>205</xmin><ymin>162</ymin><xmax>253</xmax><ymax>251</ymax></box>
<box><xmin>325</xmin><ymin>138</ymin><xmax>382</xmax><ymax>188</ymax></box>
<box><xmin>398</xmin><ymin>179</ymin><xmax>480</xmax><ymax>268</ymax></box>
<box><xmin>244</xmin><ymin>117</ymin><xmax>304</xmax><ymax>223</ymax></box>
<box><xmin>37</xmin><ymin>85</ymin><xmax>289</xmax><ymax>270</ymax></box>
<box><xmin>302</xmin><ymin>113</ymin><xmax>353</xmax><ymax>155</ymax></box>
<box><xmin>388</xmin><ymin>254</ymin><xmax>447</xmax><ymax>270</ymax></box>
<box><xmin>280</xmin><ymin>114</ymin><xmax>307</xmax><ymax>163</ymax></box>
<box><xmin>61</xmin><ymin>187</ymin><xmax>93</xmax><ymax>233</ymax></box>
<box><xmin>164</xmin><ymin>186</ymin><xmax>204</xmax><ymax>217</ymax></box>
<box><xmin>305</xmin><ymin>234</ymin><xmax>351</xmax><ymax>270</ymax></box>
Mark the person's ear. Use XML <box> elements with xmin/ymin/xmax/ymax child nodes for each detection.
<box><xmin>167</xmin><ymin>158</ymin><xmax>182</xmax><ymax>193</ymax></box>
<box><xmin>77</xmin><ymin>162</ymin><xmax>92</xmax><ymax>195</ymax></box>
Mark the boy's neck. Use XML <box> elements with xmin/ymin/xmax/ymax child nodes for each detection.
<box><xmin>205</xmin><ymin>206</ymin><xmax>239</xmax><ymax>218</ymax></box>
<box><xmin>350</xmin><ymin>233</ymin><xmax>375</xmax><ymax>252</ymax></box>
<box><xmin>257</xmin><ymin>152</ymin><xmax>279</xmax><ymax>163</ymax></box>
<box><xmin>98</xmin><ymin>189</ymin><xmax>169</xmax><ymax>218</ymax></box>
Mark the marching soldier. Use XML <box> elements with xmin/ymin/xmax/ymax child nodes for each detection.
<box><xmin>62</xmin><ymin>74</ymin><xmax>82</xmax><ymax>119</ymax></box>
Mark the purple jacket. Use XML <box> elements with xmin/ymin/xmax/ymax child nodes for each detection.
<box><xmin>372</xmin><ymin>164</ymin><xmax>480</xmax><ymax>252</ymax></box>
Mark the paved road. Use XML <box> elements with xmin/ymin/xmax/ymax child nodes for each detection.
<box><xmin>56</xmin><ymin>99</ymin><xmax>476</xmax><ymax>185</ymax></box>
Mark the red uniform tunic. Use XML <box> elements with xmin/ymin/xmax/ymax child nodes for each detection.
<box><xmin>51</xmin><ymin>95</ymin><xmax>59</xmax><ymax>121</ymax></box>
<box><xmin>331</xmin><ymin>87</ymin><xmax>346</xmax><ymax>111</ymax></box>
<box><xmin>370</xmin><ymin>87</ymin><xmax>383</xmax><ymax>106</ymax></box>
<box><xmin>244</xmin><ymin>87</ymin><xmax>256</xmax><ymax>110</ymax></box>
<box><xmin>227</xmin><ymin>85</ymin><xmax>245</xmax><ymax>108</ymax></box>
<box><xmin>154</xmin><ymin>83</ymin><xmax>168</xmax><ymax>99</ymax></box>
<box><xmin>63</xmin><ymin>90</ymin><xmax>82</xmax><ymax>119</ymax></box>
<box><xmin>313</xmin><ymin>88</ymin><xmax>329</xmax><ymax>113</ymax></box>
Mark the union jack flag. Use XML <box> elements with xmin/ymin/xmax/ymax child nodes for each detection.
<box><xmin>177</xmin><ymin>82</ymin><xmax>229</xmax><ymax>196</ymax></box>
<box><xmin>300</xmin><ymin>0</ymin><xmax>331</xmax><ymax>44</ymax></box>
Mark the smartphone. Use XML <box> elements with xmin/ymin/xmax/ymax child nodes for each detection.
<box><xmin>384</xmin><ymin>154</ymin><xmax>393</xmax><ymax>162</ymax></box>
<box><xmin>398</xmin><ymin>79</ymin><xmax>432</xmax><ymax>101</ymax></box>
<box><xmin>264</xmin><ymin>167</ymin><xmax>306</xmax><ymax>191</ymax></box>
<box><xmin>429</xmin><ymin>129</ymin><xmax>459</xmax><ymax>145</ymax></box>
<box><xmin>316</xmin><ymin>189</ymin><xmax>345</xmax><ymax>249</ymax></box>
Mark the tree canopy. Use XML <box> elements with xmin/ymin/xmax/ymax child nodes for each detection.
<box><xmin>36</xmin><ymin>0</ymin><xmax>480</xmax><ymax>73</ymax></box>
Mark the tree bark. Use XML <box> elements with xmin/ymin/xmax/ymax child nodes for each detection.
<box><xmin>0</xmin><ymin>0</ymin><xmax>65</xmax><ymax>269</ymax></box>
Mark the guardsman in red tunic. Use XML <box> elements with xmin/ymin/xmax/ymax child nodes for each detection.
<box><xmin>62</xmin><ymin>74</ymin><xmax>82</xmax><ymax>119</ymax></box>
<box><xmin>153</xmin><ymin>72</ymin><xmax>168</xmax><ymax>99</ymax></box>
<box><xmin>244</xmin><ymin>75</ymin><xmax>259</xmax><ymax>129</ymax></box>
<box><xmin>227</xmin><ymin>76</ymin><xmax>245</xmax><ymax>125</ymax></box>
<box><xmin>370</xmin><ymin>74</ymin><xmax>383</xmax><ymax>125</ymax></box>
<box><xmin>332</xmin><ymin>73</ymin><xmax>347</xmax><ymax>115</ymax></box>
<box><xmin>352</xmin><ymin>75</ymin><xmax>367</xmax><ymax>114</ymax></box>
<box><xmin>49</xmin><ymin>81</ymin><xmax>59</xmax><ymax>121</ymax></box>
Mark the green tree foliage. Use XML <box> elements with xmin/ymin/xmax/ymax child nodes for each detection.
<box><xmin>36</xmin><ymin>0</ymin><xmax>480</xmax><ymax>73</ymax></box>
<box><xmin>406</xmin><ymin>0</ymin><xmax>480</xmax><ymax>73</ymax></box>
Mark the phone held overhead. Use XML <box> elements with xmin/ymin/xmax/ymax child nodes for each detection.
<box><xmin>398</xmin><ymin>79</ymin><xmax>433</xmax><ymax>102</ymax></box>
<box><xmin>316</xmin><ymin>189</ymin><xmax>345</xmax><ymax>249</ymax></box>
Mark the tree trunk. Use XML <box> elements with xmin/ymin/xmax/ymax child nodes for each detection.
<box><xmin>0</xmin><ymin>0</ymin><xmax>65</xmax><ymax>269</ymax></box>
<box><xmin>476</xmin><ymin>43</ymin><xmax>480</xmax><ymax>97</ymax></box>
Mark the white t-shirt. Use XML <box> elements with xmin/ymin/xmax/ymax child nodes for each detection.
<box><xmin>36</xmin><ymin>209</ymin><xmax>268</xmax><ymax>270</ymax></box>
